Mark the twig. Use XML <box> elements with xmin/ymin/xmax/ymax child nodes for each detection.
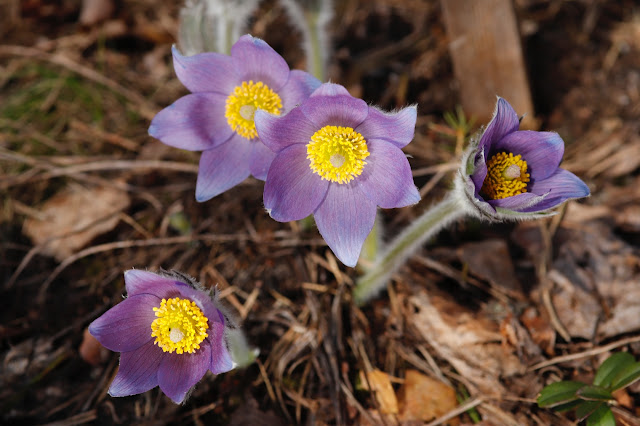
<box><xmin>528</xmin><ymin>335</ymin><xmax>640</xmax><ymax>371</ymax></box>
<box><xmin>424</xmin><ymin>397</ymin><xmax>483</xmax><ymax>426</ymax></box>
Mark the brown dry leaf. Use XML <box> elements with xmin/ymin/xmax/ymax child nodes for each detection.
<box><xmin>548</xmin><ymin>221</ymin><xmax>640</xmax><ymax>340</ymax></box>
<box><xmin>519</xmin><ymin>307</ymin><xmax>555</xmax><ymax>356</ymax></box>
<box><xmin>23</xmin><ymin>184</ymin><xmax>130</xmax><ymax>261</ymax></box>
<box><xmin>358</xmin><ymin>369</ymin><xmax>399</xmax><ymax>414</ymax></box>
<box><xmin>408</xmin><ymin>291</ymin><xmax>524</xmax><ymax>396</ymax></box>
<box><xmin>458</xmin><ymin>239</ymin><xmax>522</xmax><ymax>296</ymax></box>
<box><xmin>398</xmin><ymin>369</ymin><xmax>458</xmax><ymax>424</ymax></box>
<box><xmin>79</xmin><ymin>0</ymin><xmax>115</xmax><ymax>26</ymax></box>
<box><xmin>78</xmin><ymin>328</ymin><xmax>108</xmax><ymax>366</ymax></box>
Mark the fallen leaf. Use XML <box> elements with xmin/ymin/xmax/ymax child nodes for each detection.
<box><xmin>358</xmin><ymin>369</ymin><xmax>399</xmax><ymax>414</ymax></box>
<box><xmin>79</xmin><ymin>0</ymin><xmax>115</xmax><ymax>26</ymax></box>
<box><xmin>408</xmin><ymin>291</ymin><xmax>525</xmax><ymax>396</ymax></box>
<box><xmin>458</xmin><ymin>239</ymin><xmax>523</xmax><ymax>297</ymax></box>
<box><xmin>79</xmin><ymin>328</ymin><xmax>109</xmax><ymax>366</ymax></box>
<box><xmin>23</xmin><ymin>185</ymin><xmax>130</xmax><ymax>261</ymax></box>
<box><xmin>398</xmin><ymin>369</ymin><xmax>458</xmax><ymax>424</ymax></box>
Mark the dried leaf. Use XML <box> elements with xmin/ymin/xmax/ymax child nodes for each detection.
<box><xmin>78</xmin><ymin>328</ymin><xmax>108</xmax><ymax>366</ymax></box>
<box><xmin>358</xmin><ymin>369</ymin><xmax>398</xmax><ymax>414</ymax></box>
<box><xmin>458</xmin><ymin>239</ymin><xmax>522</xmax><ymax>296</ymax></box>
<box><xmin>408</xmin><ymin>292</ymin><xmax>525</xmax><ymax>396</ymax></box>
<box><xmin>398</xmin><ymin>369</ymin><xmax>458</xmax><ymax>424</ymax></box>
<box><xmin>79</xmin><ymin>0</ymin><xmax>115</xmax><ymax>26</ymax></box>
<box><xmin>23</xmin><ymin>185</ymin><xmax>130</xmax><ymax>261</ymax></box>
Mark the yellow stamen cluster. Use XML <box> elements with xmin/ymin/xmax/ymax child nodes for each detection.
<box><xmin>150</xmin><ymin>297</ymin><xmax>208</xmax><ymax>354</ymax></box>
<box><xmin>225</xmin><ymin>80</ymin><xmax>282</xmax><ymax>139</ymax></box>
<box><xmin>306</xmin><ymin>126</ymin><xmax>370</xmax><ymax>184</ymax></box>
<box><xmin>480</xmin><ymin>152</ymin><xmax>530</xmax><ymax>200</ymax></box>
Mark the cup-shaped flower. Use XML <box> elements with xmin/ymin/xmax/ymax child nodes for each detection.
<box><xmin>89</xmin><ymin>270</ymin><xmax>235</xmax><ymax>404</ymax></box>
<box><xmin>149</xmin><ymin>34</ymin><xmax>321</xmax><ymax>202</ymax></box>
<box><xmin>456</xmin><ymin>97</ymin><xmax>589</xmax><ymax>220</ymax></box>
<box><xmin>255</xmin><ymin>83</ymin><xmax>420</xmax><ymax>267</ymax></box>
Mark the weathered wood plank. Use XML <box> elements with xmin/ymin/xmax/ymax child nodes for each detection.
<box><xmin>441</xmin><ymin>0</ymin><xmax>537</xmax><ymax>128</ymax></box>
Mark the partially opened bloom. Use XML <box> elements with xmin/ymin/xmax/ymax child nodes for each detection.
<box><xmin>89</xmin><ymin>270</ymin><xmax>235</xmax><ymax>404</ymax></box>
<box><xmin>255</xmin><ymin>83</ymin><xmax>420</xmax><ymax>267</ymax></box>
<box><xmin>456</xmin><ymin>97</ymin><xmax>589</xmax><ymax>220</ymax></box>
<box><xmin>149</xmin><ymin>34</ymin><xmax>321</xmax><ymax>201</ymax></box>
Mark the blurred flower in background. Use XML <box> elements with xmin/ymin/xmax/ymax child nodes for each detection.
<box><xmin>178</xmin><ymin>0</ymin><xmax>260</xmax><ymax>56</ymax></box>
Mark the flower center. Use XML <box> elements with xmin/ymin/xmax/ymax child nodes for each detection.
<box><xmin>480</xmin><ymin>152</ymin><xmax>530</xmax><ymax>200</ymax></box>
<box><xmin>306</xmin><ymin>126</ymin><xmax>370</xmax><ymax>184</ymax></box>
<box><xmin>151</xmin><ymin>297</ymin><xmax>208</xmax><ymax>354</ymax></box>
<box><xmin>225</xmin><ymin>80</ymin><xmax>282</xmax><ymax>140</ymax></box>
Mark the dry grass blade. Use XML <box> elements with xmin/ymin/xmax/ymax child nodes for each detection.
<box><xmin>0</xmin><ymin>45</ymin><xmax>159</xmax><ymax>120</ymax></box>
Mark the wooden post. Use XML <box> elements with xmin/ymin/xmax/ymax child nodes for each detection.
<box><xmin>440</xmin><ymin>0</ymin><xmax>537</xmax><ymax>128</ymax></box>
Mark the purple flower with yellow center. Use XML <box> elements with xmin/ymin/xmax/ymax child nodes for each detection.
<box><xmin>149</xmin><ymin>34</ymin><xmax>321</xmax><ymax>201</ymax></box>
<box><xmin>457</xmin><ymin>97</ymin><xmax>590</xmax><ymax>219</ymax></box>
<box><xmin>88</xmin><ymin>270</ymin><xmax>234</xmax><ymax>404</ymax></box>
<box><xmin>255</xmin><ymin>83</ymin><xmax>420</xmax><ymax>267</ymax></box>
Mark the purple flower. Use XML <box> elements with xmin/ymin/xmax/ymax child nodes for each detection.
<box><xmin>457</xmin><ymin>97</ymin><xmax>589</xmax><ymax>219</ymax></box>
<box><xmin>89</xmin><ymin>270</ymin><xmax>234</xmax><ymax>404</ymax></box>
<box><xmin>149</xmin><ymin>34</ymin><xmax>321</xmax><ymax>201</ymax></box>
<box><xmin>255</xmin><ymin>83</ymin><xmax>420</xmax><ymax>267</ymax></box>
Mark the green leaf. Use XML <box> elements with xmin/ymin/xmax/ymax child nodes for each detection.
<box><xmin>576</xmin><ymin>401</ymin><xmax>603</xmax><ymax>422</ymax></box>
<box><xmin>576</xmin><ymin>385</ymin><xmax>613</xmax><ymax>402</ymax></box>
<box><xmin>586</xmin><ymin>404</ymin><xmax>616</xmax><ymax>426</ymax></box>
<box><xmin>593</xmin><ymin>352</ymin><xmax>635</xmax><ymax>387</ymax></box>
<box><xmin>551</xmin><ymin>399</ymin><xmax>584</xmax><ymax>413</ymax></box>
<box><xmin>611</xmin><ymin>361</ymin><xmax>640</xmax><ymax>391</ymax></box>
<box><xmin>537</xmin><ymin>381</ymin><xmax>586</xmax><ymax>408</ymax></box>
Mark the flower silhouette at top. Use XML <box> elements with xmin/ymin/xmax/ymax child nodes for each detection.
<box><xmin>457</xmin><ymin>97</ymin><xmax>590</xmax><ymax>220</ymax></box>
<box><xmin>255</xmin><ymin>83</ymin><xmax>420</xmax><ymax>267</ymax></box>
<box><xmin>89</xmin><ymin>270</ymin><xmax>235</xmax><ymax>404</ymax></box>
<box><xmin>149</xmin><ymin>34</ymin><xmax>321</xmax><ymax>201</ymax></box>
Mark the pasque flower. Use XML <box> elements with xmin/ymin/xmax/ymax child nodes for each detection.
<box><xmin>255</xmin><ymin>83</ymin><xmax>420</xmax><ymax>267</ymax></box>
<box><xmin>354</xmin><ymin>97</ymin><xmax>590</xmax><ymax>304</ymax></box>
<box><xmin>456</xmin><ymin>97</ymin><xmax>590</xmax><ymax>219</ymax></box>
<box><xmin>89</xmin><ymin>270</ymin><xmax>235</xmax><ymax>404</ymax></box>
<box><xmin>149</xmin><ymin>34</ymin><xmax>321</xmax><ymax>201</ymax></box>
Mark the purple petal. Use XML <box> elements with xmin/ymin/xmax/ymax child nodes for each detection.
<box><xmin>172</xmin><ymin>46</ymin><xmax>240</xmax><ymax>95</ymax></box>
<box><xmin>89</xmin><ymin>294</ymin><xmax>159</xmax><ymax>352</ymax></box>
<box><xmin>157</xmin><ymin>343</ymin><xmax>211</xmax><ymax>403</ymax></box>
<box><xmin>264</xmin><ymin>144</ymin><xmax>329</xmax><ymax>221</ymax></box>
<box><xmin>355</xmin><ymin>106</ymin><xmax>417</xmax><ymax>148</ymax></box>
<box><xmin>520</xmin><ymin>169</ymin><xmax>590</xmax><ymax>212</ymax></box>
<box><xmin>492</xmin><ymin>131</ymin><xmax>564</xmax><ymax>181</ymax></box>
<box><xmin>310</xmin><ymin>83</ymin><xmax>351</xmax><ymax>98</ymax></box>
<box><xmin>479</xmin><ymin>97</ymin><xmax>520</xmax><ymax>155</ymax></box>
<box><xmin>174</xmin><ymin>285</ymin><xmax>224</xmax><ymax>327</ymax></box>
<box><xmin>299</xmin><ymin>91</ymin><xmax>368</xmax><ymax>129</ymax></box>
<box><xmin>195</xmin><ymin>135</ymin><xmax>253</xmax><ymax>201</ymax></box>
<box><xmin>109</xmin><ymin>340</ymin><xmax>163</xmax><ymax>397</ymax></box>
<box><xmin>125</xmin><ymin>270</ymin><xmax>183</xmax><ymax>298</ymax></box>
<box><xmin>357</xmin><ymin>139</ymin><xmax>420</xmax><ymax>208</ymax></box>
<box><xmin>149</xmin><ymin>93</ymin><xmax>233</xmax><ymax>151</ymax></box>
<box><xmin>278</xmin><ymin>70</ymin><xmax>322</xmax><ymax>112</ymax></box>
<box><xmin>231</xmin><ymin>35</ymin><xmax>290</xmax><ymax>91</ymax></box>
<box><xmin>249</xmin><ymin>140</ymin><xmax>276</xmax><ymax>181</ymax></box>
<box><xmin>470</xmin><ymin>146</ymin><xmax>489</xmax><ymax>191</ymax></box>
<box><xmin>254</xmin><ymin>108</ymin><xmax>318</xmax><ymax>152</ymax></box>
<box><xmin>314</xmin><ymin>183</ymin><xmax>377</xmax><ymax>267</ymax></box>
<box><xmin>208</xmin><ymin>321</ymin><xmax>234</xmax><ymax>374</ymax></box>
<box><xmin>488</xmin><ymin>192</ymin><xmax>548</xmax><ymax>211</ymax></box>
